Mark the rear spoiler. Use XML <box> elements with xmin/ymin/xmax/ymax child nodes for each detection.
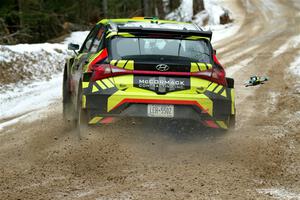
<box><xmin>117</xmin><ymin>26</ymin><xmax>212</xmax><ymax>40</ymax></box>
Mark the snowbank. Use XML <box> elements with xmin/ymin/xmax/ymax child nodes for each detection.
<box><xmin>0</xmin><ymin>31</ymin><xmax>88</xmax><ymax>127</ymax></box>
<box><xmin>166</xmin><ymin>0</ymin><xmax>232</xmax><ymax>25</ymax></box>
<box><xmin>0</xmin><ymin>31</ymin><xmax>88</xmax><ymax>86</ymax></box>
<box><xmin>165</xmin><ymin>0</ymin><xmax>237</xmax><ymax>44</ymax></box>
<box><xmin>165</xmin><ymin>0</ymin><xmax>194</xmax><ymax>22</ymax></box>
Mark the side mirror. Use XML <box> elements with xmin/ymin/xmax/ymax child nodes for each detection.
<box><xmin>68</xmin><ymin>43</ymin><xmax>79</xmax><ymax>56</ymax></box>
<box><xmin>213</xmin><ymin>49</ymin><xmax>217</xmax><ymax>55</ymax></box>
<box><xmin>68</xmin><ymin>43</ymin><xmax>80</xmax><ymax>51</ymax></box>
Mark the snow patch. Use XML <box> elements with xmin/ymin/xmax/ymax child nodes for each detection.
<box><xmin>165</xmin><ymin>0</ymin><xmax>193</xmax><ymax>22</ymax></box>
<box><xmin>257</xmin><ymin>188</ymin><xmax>300</xmax><ymax>200</ymax></box>
<box><xmin>0</xmin><ymin>74</ymin><xmax>62</xmax><ymax>120</ymax></box>
<box><xmin>203</xmin><ymin>0</ymin><xmax>228</xmax><ymax>25</ymax></box>
<box><xmin>226</xmin><ymin>57</ymin><xmax>254</xmax><ymax>77</ymax></box>
<box><xmin>289</xmin><ymin>52</ymin><xmax>300</xmax><ymax>77</ymax></box>
<box><xmin>273</xmin><ymin>35</ymin><xmax>300</xmax><ymax>58</ymax></box>
<box><xmin>166</xmin><ymin>0</ymin><xmax>231</xmax><ymax>25</ymax></box>
<box><xmin>208</xmin><ymin>23</ymin><xmax>240</xmax><ymax>44</ymax></box>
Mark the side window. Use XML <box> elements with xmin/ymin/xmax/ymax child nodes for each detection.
<box><xmin>80</xmin><ymin>26</ymin><xmax>100</xmax><ymax>53</ymax></box>
<box><xmin>90</xmin><ymin>26</ymin><xmax>105</xmax><ymax>53</ymax></box>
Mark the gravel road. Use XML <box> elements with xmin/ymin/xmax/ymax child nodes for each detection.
<box><xmin>0</xmin><ymin>0</ymin><xmax>299</xmax><ymax>199</ymax></box>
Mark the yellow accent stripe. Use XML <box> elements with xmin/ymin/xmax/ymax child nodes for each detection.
<box><xmin>102</xmin><ymin>79</ymin><xmax>114</xmax><ymax>88</ymax></box>
<box><xmin>221</xmin><ymin>90</ymin><xmax>227</xmax><ymax>97</ymax></box>
<box><xmin>110</xmin><ymin>60</ymin><xmax>117</xmax><ymax>66</ymax></box>
<box><xmin>191</xmin><ymin>63</ymin><xmax>212</xmax><ymax>72</ymax></box>
<box><xmin>82</xmin><ymin>95</ymin><xmax>86</xmax><ymax>108</ymax></box>
<box><xmin>198</xmin><ymin>63</ymin><xmax>207</xmax><ymax>71</ymax></box>
<box><xmin>106</xmin><ymin>32</ymin><xmax>117</xmax><ymax>38</ymax></box>
<box><xmin>207</xmin><ymin>83</ymin><xmax>218</xmax><ymax>92</ymax></box>
<box><xmin>82</xmin><ymin>82</ymin><xmax>89</xmax><ymax>88</ymax></box>
<box><xmin>216</xmin><ymin>121</ymin><xmax>228</xmax><ymax>129</ymax></box>
<box><xmin>124</xmin><ymin>60</ymin><xmax>134</xmax><ymax>70</ymax></box>
<box><xmin>96</xmin><ymin>80</ymin><xmax>107</xmax><ymax>89</ymax></box>
<box><xmin>107</xmin><ymin>90</ymin><xmax>213</xmax><ymax>116</ymax></box>
<box><xmin>89</xmin><ymin>117</ymin><xmax>103</xmax><ymax>124</ymax></box>
<box><xmin>191</xmin><ymin>63</ymin><xmax>199</xmax><ymax>72</ymax></box>
<box><xmin>231</xmin><ymin>89</ymin><xmax>235</xmax><ymax>114</ymax></box>
<box><xmin>106</xmin><ymin>32</ymin><xmax>135</xmax><ymax>38</ymax></box>
<box><xmin>214</xmin><ymin>85</ymin><xmax>223</xmax><ymax>93</ymax></box>
<box><xmin>116</xmin><ymin>60</ymin><xmax>127</xmax><ymax>68</ymax></box>
<box><xmin>186</xmin><ymin>36</ymin><xmax>210</xmax><ymax>40</ymax></box>
<box><xmin>118</xmin><ymin>32</ymin><xmax>135</xmax><ymax>37</ymax></box>
<box><xmin>92</xmin><ymin>85</ymin><xmax>99</xmax><ymax>93</ymax></box>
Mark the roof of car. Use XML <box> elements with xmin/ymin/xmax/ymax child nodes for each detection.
<box><xmin>97</xmin><ymin>17</ymin><xmax>212</xmax><ymax>41</ymax></box>
<box><xmin>97</xmin><ymin>18</ymin><xmax>202</xmax><ymax>31</ymax></box>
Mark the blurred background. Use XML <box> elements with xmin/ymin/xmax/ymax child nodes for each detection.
<box><xmin>0</xmin><ymin>0</ymin><xmax>231</xmax><ymax>44</ymax></box>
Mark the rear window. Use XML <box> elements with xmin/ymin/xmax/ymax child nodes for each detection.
<box><xmin>110</xmin><ymin>37</ymin><xmax>212</xmax><ymax>63</ymax></box>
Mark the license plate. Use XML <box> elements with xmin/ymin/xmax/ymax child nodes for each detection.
<box><xmin>147</xmin><ymin>104</ymin><xmax>174</xmax><ymax>118</ymax></box>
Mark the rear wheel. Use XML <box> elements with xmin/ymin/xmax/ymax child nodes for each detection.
<box><xmin>63</xmin><ymin>65</ymin><xmax>76</xmax><ymax>128</ymax></box>
<box><xmin>76</xmin><ymin>82</ymin><xmax>89</xmax><ymax>138</ymax></box>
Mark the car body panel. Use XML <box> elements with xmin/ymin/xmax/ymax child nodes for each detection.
<box><xmin>64</xmin><ymin>18</ymin><xmax>235</xmax><ymax>130</ymax></box>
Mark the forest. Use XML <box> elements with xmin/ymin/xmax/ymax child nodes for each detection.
<box><xmin>0</xmin><ymin>0</ymin><xmax>206</xmax><ymax>44</ymax></box>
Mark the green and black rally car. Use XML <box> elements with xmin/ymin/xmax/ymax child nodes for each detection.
<box><xmin>63</xmin><ymin>17</ymin><xmax>235</xmax><ymax>132</ymax></box>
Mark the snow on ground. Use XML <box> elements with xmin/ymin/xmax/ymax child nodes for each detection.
<box><xmin>165</xmin><ymin>0</ymin><xmax>194</xmax><ymax>22</ymax></box>
<box><xmin>290</xmin><ymin>53</ymin><xmax>300</xmax><ymax>77</ymax></box>
<box><xmin>0</xmin><ymin>74</ymin><xmax>61</xmax><ymax>120</ymax></box>
<box><xmin>226</xmin><ymin>57</ymin><xmax>254</xmax><ymax>77</ymax></box>
<box><xmin>273</xmin><ymin>35</ymin><xmax>300</xmax><ymax>58</ymax></box>
<box><xmin>257</xmin><ymin>188</ymin><xmax>300</xmax><ymax>200</ymax></box>
<box><xmin>0</xmin><ymin>31</ymin><xmax>88</xmax><ymax>129</ymax></box>
<box><xmin>0</xmin><ymin>31</ymin><xmax>88</xmax><ymax>86</ymax></box>
<box><xmin>289</xmin><ymin>51</ymin><xmax>300</xmax><ymax>94</ymax></box>
<box><xmin>165</xmin><ymin>0</ymin><xmax>239</xmax><ymax>44</ymax></box>
<box><xmin>203</xmin><ymin>0</ymin><xmax>229</xmax><ymax>25</ymax></box>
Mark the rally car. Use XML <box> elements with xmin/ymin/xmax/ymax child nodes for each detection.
<box><xmin>63</xmin><ymin>17</ymin><xmax>235</xmax><ymax>133</ymax></box>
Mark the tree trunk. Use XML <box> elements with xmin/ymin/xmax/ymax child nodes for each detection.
<box><xmin>102</xmin><ymin>0</ymin><xmax>108</xmax><ymax>18</ymax></box>
<box><xmin>17</xmin><ymin>0</ymin><xmax>23</xmax><ymax>30</ymax></box>
<box><xmin>193</xmin><ymin>0</ymin><xmax>205</xmax><ymax>14</ymax></box>
<box><xmin>154</xmin><ymin>0</ymin><xmax>164</xmax><ymax>18</ymax></box>
<box><xmin>143</xmin><ymin>0</ymin><xmax>150</xmax><ymax>16</ymax></box>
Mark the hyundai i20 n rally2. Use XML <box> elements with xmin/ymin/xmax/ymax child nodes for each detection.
<box><xmin>63</xmin><ymin>17</ymin><xmax>235</xmax><ymax>134</ymax></box>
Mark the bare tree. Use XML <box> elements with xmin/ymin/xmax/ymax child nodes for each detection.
<box><xmin>193</xmin><ymin>0</ymin><xmax>205</xmax><ymax>14</ymax></box>
<box><xmin>102</xmin><ymin>0</ymin><xmax>108</xmax><ymax>18</ymax></box>
<box><xmin>142</xmin><ymin>0</ymin><xmax>150</xmax><ymax>16</ymax></box>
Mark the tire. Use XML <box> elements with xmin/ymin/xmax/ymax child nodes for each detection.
<box><xmin>62</xmin><ymin>65</ymin><xmax>76</xmax><ymax>128</ymax></box>
<box><xmin>226</xmin><ymin>77</ymin><xmax>234</xmax><ymax>88</ymax></box>
<box><xmin>228</xmin><ymin>114</ymin><xmax>236</xmax><ymax>130</ymax></box>
<box><xmin>76</xmin><ymin>82</ymin><xmax>89</xmax><ymax>138</ymax></box>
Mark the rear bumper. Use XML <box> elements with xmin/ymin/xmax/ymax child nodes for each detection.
<box><xmin>82</xmin><ymin>79</ymin><xmax>235</xmax><ymax>129</ymax></box>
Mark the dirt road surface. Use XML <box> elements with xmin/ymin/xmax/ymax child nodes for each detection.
<box><xmin>1</xmin><ymin>0</ymin><xmax>299</xmax><ymax>199</ymax></box>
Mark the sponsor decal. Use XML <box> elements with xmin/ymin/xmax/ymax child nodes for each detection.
<box><xmin>134</xmin><ymin>76</ymin><xmax>190</xmax><ymax>93</ymax></box>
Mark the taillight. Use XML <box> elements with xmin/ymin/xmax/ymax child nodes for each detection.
<box><xmin>191</xmin><ymin>68</ymin><xmax>226</xmax><ymax>86</ymax></box>
<box><xmin>211</xmin><ymin>67</ymin><xmax>227</xmax><ymax>86</ymax></box>
<box><xmin>91</xmin><ymin>64</ymin><xmax>130</xmax><ymax>81</ymax></box>
<box><xmin>91</xmin><ymin>64</ymin><xmax>112</xmax><ymax>81</ymax></box>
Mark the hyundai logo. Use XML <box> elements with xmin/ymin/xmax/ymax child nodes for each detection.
<box><xmin>156</xmin><ymin>64</ymin><xmax>170</xmax><ymax>72</ymax></box>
